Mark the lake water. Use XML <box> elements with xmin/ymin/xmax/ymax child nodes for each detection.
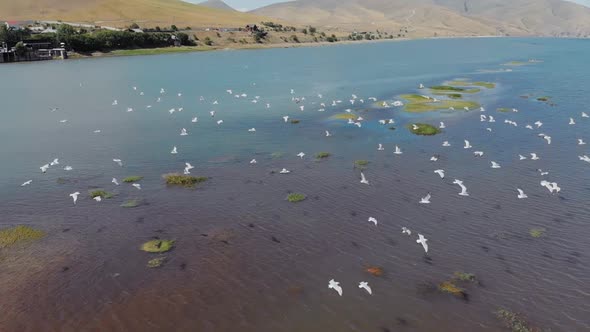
<box><xmin>1</xmin><ymin>38</ymin><xmax>589</xmax><ymax>331</ymax></box>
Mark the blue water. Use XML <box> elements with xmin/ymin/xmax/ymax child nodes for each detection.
<box><xmin>1</xmin><ymin>38</ymin><xmax>589</xmax><ymax>331</ymax></box>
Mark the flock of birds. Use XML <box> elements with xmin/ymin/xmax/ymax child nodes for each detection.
<box><xmin>23</xmin><ymin>72</ymin><xmax>585</xmax><ymax>298</ymax></box>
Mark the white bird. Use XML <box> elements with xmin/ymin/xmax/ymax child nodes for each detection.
<box><xmin>210</xmin><ymin>111</ymin><xmax>216</xmax><ymax>117</ymax></box>
<box><xmin>412</xmin><ymin>124</ymin><xmax>419</xmax><ymax>130</ymax></box>
<box><xmin>112</xmin><ymin>100</ymin><xmax>118</xmax><ymax>106</ymax></box>
<box><xmin>480</xmin><ymin>114</ymin><xmax>487</xmax><ymax>122</ymax></box>
<box><xmin>283</xmin><ymin>116</ymin><xmax>289</xmax><ymax>123</ymax></box>
<box><xmin>442</xmin><ymin>141</ymin><xmax>451</xmax><ymax>147</ymax></box>
<box><xmin>486</xmin><ymin>128</ymin><xmax>493</xmax><ymax>132</ymax></box>
<box><xmin>416</xmin><ymin>234</ymin><xmax>429</xmax><ymax>253</ymax></box>
<box><xmin>112</xmin><ymin>178</ymin><xmax>119</xmax><ymax>185</ymax></box>
<box><xmin>517</xmin><ymin>188</ymin><xmax>528</xmax><ymax>199</ymax></box>
<box><xmin>439</xmin><ymin>122</ymin><xmax>446</xmax><ymax>129</ymax></box>
<box><xmin>132</xmin><ymin>183</ymin><xmax>141</xmax><ymax>190</ymax></box>
<box><xmin>212</xmin><ymin>100</ymin><xmax>218</xmax><ymax>105</ymax></box>
<box><xmin>434</xmin><ymin>169</ymin><xmax>445</xmax><ymax>179</ymax></box>
<box><xmin>69</xmin><ymin>192</ymin><xmax>80</xmax><ymax>205</ymax></box>
<box><xmin>226</xmin><ymin>89</ymin><xmax>233</xmax><ymax>95</ymax></box>
<box><xmin>534</xmin><ymin>121</ymin><xmax>543</xmax><ymax>128</ymax></box>
<box><xmin>419</xmin><ymin>83</ymin><xmax>425</xmax><ymax>89</ymax></box>
<box><xmin>21</xmin><ymin>180</ymin><xmax>32</xmax><ymax>187</ymax></box>
<box><xmin>368</xmin><ymin>217</ymin><xmax>378</xmax><ymax>226</ymax></box>
<box><xmin>430</xmin><ymin>155</ymin><xmax>439</xmax><ymax>162</ymax></box>
<box><xmin>525</xmin><ymin>125</ymin><xmax>533</xmax><ymax>130</ymax></box>
<box><xmin>297</xmin><ymin>152</ymin><xmax>305</xmax><ymax>159</ymax></box>
<box><xmin>177</xmin><ymin>93</ymin><xmax>182</xmax><ymax>97</ymax></box>
<box><xmin>192</xmin><ymin>117</ymin><xmax>198</xmax><ymax>123</ymax></box>
<box><xmin>530</xmin><ymin>153</ymin><xmax>539</xmax><ymax>160</ymax></box>
<box><xmin>168</xmin><ymin>108</ymin><xmax>176</xmax><ymax>114</ymax></box>
<box><xmin>402</xmin><ymin>227</ymin><xmax>411</xmax><ymax>235</ymax></box>
<box><xmin>93</xmin><ymin>130</ymin><xmax>101</xmax><ymax>133</ymax></box>
<box><xmin>480</xmin><ymin>107</ymin><xmax>486</xmax><ymax>112</ymax></box>
<box><xmin>582</xmin><ymin>112</ymin><xmax>589</xmax><ymax>118</ymax></box>
<box><xmin>157</xmin><ymin>97</ymin><xmax>162</xmax><ymax>103</ymax></box>
<box><xmin>569</xmin><ymin>118</ymin><xmax>576</xmax><ymax>125</ymax></box>
<box><xmin>160</xmin><ymin>88</ymin><xmax>165</xmax><ymax>94</ymax></box>
<box><xmin>453</xmin><ymin>179</ymin><xmax>469</xmax><ymax>196</ymax></box>
<box><xmin>393</xmin><ymin>101</ymin><xmax>403</xmax><ymax>107</ymax></box>
<box><xmin>464</xmin><ymin>140</ymin><xmax>472</xmax><ymax>149</ymax></box>
<box><xmin>94</xmin><ymin>196</ymin><xmax>102</xmax><ymax>202</ymax></box>
<box><xmin>540</xmin><ymin>180</ymin><xmax>561</xmax><ymax>194</ymax></box>
<box><xmin>183</xmin><ymin>163</ymin><xmax>195</xmax><ymax>175</ymax></box>
<box><xmin>217</xmin><ymin>120</ymin><xmax>224</xmax><ymax>125</ymax></box>
<box><xmin>328</xmin><ymin>279</ymin><xmax>343</xmax><ymax>296</ymax></box>
<box><xmin>394</xmin><ymin>145</ymin><xmax>402</xmax><ymax>155</ymax></box>
<box><xmin>578</xmin><ymin>139</ymin><xmax>586</xmax><ymax>145</ymax></box>
<box><xmin>40</xmin><ymin>164</ymin><xmax>50</xmax><ymax>173</ymax></box>
<box><xmin>113</xmin><ymin>159</ymin><xmax>123</xmax><ymax>167</ymax></box>
<box><xmin>354</xmin><ymin>122</ymin><xmax>362</xmax><ymax>128</ymax></box>
<box><xmin>420</xmin><ymin>193</ymin><xmax>431</xmax><ymax>204</ymax></box>
<box><xmin>538</xmin><ymin>169</ymin><xmax>549</xmax><ymax>176</ymax></box>
<box><xmin>491</xmin><ymin>161</ymin><xmax>501</xmax><ymax>169</ymax></box>
<box><xmin>171</xmin><ymin>146</ymin><xmax>178</xmax><ymax>154</ymax></box>
<box><xmin>519</xmin><ymin>154</ymin><xmax>527</xmax><ymax>160</ymax></box>
<box><xmin>360</xmin><ymin>172</ymin><xmax>369</xmax><ymax>185</ymax></box>
<box><xmin>126</xmin><ymin>108</ymin><xmax>133</xmax><ymax>113</ymax></box>
<box><xmin>279</xmin><ymin>168</ymin><xmax>291</xmax><ymax>174</ymax></box>
<box><xmin>359</xmin><ymin>281</ymin><xmax>372</xmax><ymax>295</ymax></box>
<box><xmin>325</xmin><ymin>131</ymin><xmax>332</xmax><ymax>137</ymax></box>
<box><xmin>377</xmin><ymin>144</ymin><xmax>384</xmax><ymax>151</ymax></box>
<box><xmin>488</xmin><ymin>116</ymin><xmax>496</xmax><ymax>123</ymax></box>
<box><xmin>250</xmin><ymin>159</ymin><xmax>257</xmax><ymax>164</ymax></box>
<box><xmin>63</xmin><ymin>166</ymin><xmax>73</xmax><ymax>171</ymax></box>
<box><xmin>543</xmin><ymin>135</ymin><xmax>552</xmax><ymax>145</ymax></box>
<box><xmin>180</xmin><ymin>128</ymin><xmax>188</xmax><ymax>136</ymax></box>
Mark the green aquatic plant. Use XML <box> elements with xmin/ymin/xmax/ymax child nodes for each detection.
<box><xmin>408</xmin><ymin>123</ymin><xmax>442</xmax><ymax>136</ymax></box>
<box><xmin>354</xmin><ymin>160</ymin><xmax>370</xmax><ymax>168</ymax></box>
<box><xmin>121</xmin><ymin>199</ymin><xmax>140</xmax><ymax>208</ymax></box>
<box><xmin>331</xmin><ymin>113</ymin><xmax>356</xmax><ymax>120</ymax></box>
<box><xmin>438</xmin><ymin>281</ymin><xmax>467</xmax><ymax>299</ymax></box>
<box><xmin>529</xmin><ymin>228</ymin><xmax>546</xmax><ymax>238</ymax></box>
<box><xmin>287</xmin><ymin>193</ymin><xmax>307</xmax><ymax>203</ymax></box>
<box><xmin>495</xmin><ymin>308</ymin><xmax>533</xmax><ymax>332</ymax></box>
<box><xmin>537</xmin><ymin>96</ymin><xmax>551</xmax><ymax>102</ymax></box>
<box><xmin>147</xmin><ymin>257</ymin><xmax>167</xmax><ymax>268</ymax></box>
<box><xmin>400</xmin><ymin>94</ymin><xmax>480</xmax><ymax>113</ymax></box>
<box><xmin>430</xmin><ymin>85</ymin><xmax>465</xmax><ymax>92</ymax></box>
<box><xmin>446</xmin><ymin>93</ymin><xmax>463</xmax><ymax>99</ymax></box>
<box><xmin>123</xmin><ymin>176</ymin><xmax>143</xmax><ymax>183</ymax></box>
<box><xmin>0</xmin><ymin>225</ymin><xmax>45</xmax><ymax>248</ymax></box>
<box><xmin>315</xmin><ymin>152</ymin><xmax>331</xmax><ymax>159</ymax></box>
<box><xmin>164</xmin><ymin>173</ymin><xmax>207</xmax><ymax>187</ymax></box>
<box><xmin>453</xmin><ymin>271</ymin><xmax>477</xmax><ymax>282</ymax></box>
<box><xmin>497</xmin><ymin>108</ymin><xmax>512</xmax><ymax>113</ymax></box>
<box><xmin>447</xmin><ymin>80</ymin><xmax>496</xmax><ymax>89</ymax></box>
<box><xmin>271</xmin><ymin>152</ymin><xmax>284</xmax><ymax>159</ymax></box>
<box><xmin>503</xmin><ymin>61</ymin><xmax>528</xmax><ymax>66</ymax></box>
<box><xmin>141</xmin><ymin>239</ymin><xmax>175</xmax><ymax>253</ymax></box>
<box><xmin>290</xmin><ymin>119</ymin><xmax>300</xmax><ymax>124</ymax></box>
<box><xmin>89</xmin><ymin>190</ymin><xmax>114</xmax><ymax>199</ymax></box>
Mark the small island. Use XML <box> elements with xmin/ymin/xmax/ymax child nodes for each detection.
<box><xmin>164</xmin><ymin>173</ymin><xmax>208</xmax><ymax>188</ymax></box>
<box><xmin>407</xmin><ymin>123</ymin><xmax>442</xmax><ymax>136</ymax></box>
<box><xmin>400</xmin><ymin>94</ymin><xmax>480</xmax><ymax>113</ymax></box>
<box><xmin>287</xmin><ymin>193</ymin><xmax>307</xmax><ymax>203</ymax></box>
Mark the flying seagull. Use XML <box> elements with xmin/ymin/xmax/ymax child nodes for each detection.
<box><xmin>359</xmin><ymin>281</ymin><xmax>372</xmax><ymax>295</ymax></box>
<box><xmin>453</xmin><ymin>179</ymin><xmax>469</xmax><ymax>196</ymax></box>
<box><xmin>517</xmin><ymin>188</ymin><xmax>528</xmax><ymax>199</ymax></box>
<box><xmin>69</xmin><ymin>192</ymin><xmax>80</xmax><ymax>205</ymax></box>
<box><xmin>40</xmin><ymin>164</ymin><xmax>50</xmax><ymax>173</ymax></box>
<box><xmin>132</xmin><ymin>183</ymin><xmax>141</xmax><ymax>190</ymax></box>
<box><xmin>360</xmin><ymin>172</ymin><xmax>369</xmax><ymax>185</ymax></box>
<box><xmin>297</xmin><ymin>152</ymin><xmax>305</xmax><ymax>159</ymax></box>
<box><xmin>368</xmin><ymin>217</ymin><xmax>378</xmax><ymax>226</ymax></box>
<box><xmin>113</xmin><ymin>159</ymin><xmax>123</xmax><ymax>167</ymax></box>
<box><xmin>416</xmin><ymin>234</ymin><xmax>428</xmax><ymax>253</ymax></box>
<box><xmin>112</xmin><ymin>178</ymin><xmax>119</xmax><ymax>185</ymax></box>
<box><xmin>434</xmin><ymin>169</ymin><xmax>445</xmax><ymax>179</ymax></box>
<box><xmin>420</xmin><ymin>193</ymin><xmax>431</xmax><ymax>204</ymax></box>
<box><xmin>21</xmin><ymin>180</ymin><xmax>32</xmax><ymax>187</ymax></box>
<box><xmin>394</xmin><ymin>145</ymin><xmax>402</xmax><ymax>155</ymax></box>
<box><xmin>171</xmin><ymin>146</ymin><xmax>178</xmax><ymax>154</ymax></box>
<box><xmin>402</xmin><ymin>227</ymin><xmax>411</xmax><ymax>235</ymax></box>
<box><xmin>491</xmin><ymin>161</ymin><xmax>501</xmax><ymax>169</ymax></box>
<box><xmin>464</xmin><ymin>140</ymin><xmax>472</xmax><ymax>149</ymax></box>
<box><xmin>328</xmin><ymin>279</ymin><xmax>343</xmax><ymax>296</ymax></box>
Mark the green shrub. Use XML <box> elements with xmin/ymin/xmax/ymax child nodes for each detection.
<box><xmin>287</xmin><ymin>193</ymin><xmax>306</xmax><ymax>203</ymax></box>
<box><xmin>141</xmin><ymin>239</ymin><xmax>175</xmax><ymax>253</ymax></box>
<box><xmin>123</xmin><ymin>176</ymin><xmax>143</xmax><ymax>183</ymax></box>
<box><xmin>163</xmin><ymin>173</ymin><xmax>208</xmax><ymax>187</ymax></box>
<box><xmin>0</xmin><ymin>225</ymin><xmax>45</xmax><ymax>248</ymax></box>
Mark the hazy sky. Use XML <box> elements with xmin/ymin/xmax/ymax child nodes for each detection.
<box><xmin>191</xmin><ymin>0</ymin><xmax>590</xmax><ymax>12</ymax></box>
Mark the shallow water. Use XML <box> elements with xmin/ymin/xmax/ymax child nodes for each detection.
<box><xmin>1</xmin><ymin>38</ymin><xmax>589</xmax><ymax>331</ymax></box>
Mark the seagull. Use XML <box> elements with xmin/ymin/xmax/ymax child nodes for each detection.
<box><xmin>412</xmin><ymin>124</ymin><xmax>419</xmax><ymax>130</ymax></box>
<box><xmin>480</xmin><ymin>114</ymin><xmax>487</xmax><ymax>122</ymax></box>
<box><xmin>517</xmin><ymin>188</ymin><xmax>528</xmax><ymax>199</ymax></box>
<box><xmin>534</xmin><ymin>121</ymin><xmax>543</xmax><ymax>128</ymax></box>
<box><xmin>420</xmin><ymin>193</ymin><xmax>431</xmax><ymax>204</ymax></box>
<box><xmin>210</xmin><ymin>111</ymin><xmax>216</xmax><ymax>117</ymax></box>
<box><xmin>453</xmin><ymin>179</ymin><xmax>469</xmax><ymax>196</ymax></box>
<box><xmin>543</xmin><ymin>135</ymin><xmax>552</xmax><ymax>145</ymax></box>
<box><xmin>63</xmin><ymin>166</ymin><xmax>73</xmax><ymax>171</ymax></box>
<box><xmin>69</xmin><ymin>192</ymin><xmax>80</xmax><ymax>205</ymax></box>
<box><xmin>217</xmin><ymin>120</ymin><xmax>224</xmax><ymax>125</ymax></box>
<box><xmin>21</xmin><ymin>180</ymin><xmax>32</xmax><ymax>187</ymax></box>
<box><xmin>488</xmin><ymin>116</ymin><xmax>496</xmax><ymax>123</ymax></box>
<box><xmin>540</xmin><ymin>180</ymin><xmax>561</xmax><ymax>194</ymax></box>
<box><xmin>160</xmin><ymin>88</ymin><xmax>165</xmax><ymax>94</ymax></box>
<box><xmin>168</xmin><ymin>108</ymin><xmax>176</xmax><ymax>115</ymax></box>
<box><xmin>525</xmin><ymin>125</ymin><xmax>533</xmax><ymax>130</ymax></box>
<box><xmin>126</xmin><ymin>108</ymin><xmax>133</xmax><ymax>113</ymax></box>
<box><xmin>519</xmin><ymin>154</ymin><xmax>527</xmax><ymax>160</ymax></box>
<box><xmin>325</xmin><ymin>131</ymin><xmax>332</xmax><ymax>137</ymax></box>
<box><xmin>442</xmin><ymin>141</ymin><xmax>451</xmax><ymax>147</ymax></box>
<box><xmin>578</xmin><ymin>139</ymin><xmax>586</xmax><ymax>145</ymax></box>
<box><xmin>93</xmin><ymin>130</ymin><xmax>101</xmax><ymax>133</ymax></box>
<box><xmin>530</xmin><ymin>153</ymin><xmax>539</xmax><ymax>160</ymax></box>
<box><xmin>464</xmin><ymin>140</ymin><xmax>472</xmax><ymax>149</ymax></box>
<box><xmin>226</xmin><ymin>89</ymin><xmax>232</xmax><ymax>95</ymax></box>
<box><xmin>132</xmin><ymin>183</ymin><xmax>141</xmax><ymax>190</ymax></box>
<box><xmin>474</xmin><ymin>151</ymin><xmax>484</xmax><ymax>157</ymax></box>
<box><xmin>328</xmin><ymin>279</ymin><xmax>343</xmax><ymax>296</ymax></box>
<box><xmin>250</xmin><ymin>159</ymin><xmax>257</xmax><ymax>164</ymax></box>
<box><xmin>480</xmin><ymin>107</ymin><xmax>486</xmax><ymax>112</ymax></box>
<box><xmin>368</xmin><ymin>217</ymin><xmax>378</xmax><ymax>226</ymax></box>
<box><xmin>113</xmin><ymin>159</ymin><xmax>123</xmax><ymax>167</ymax></box>
<box><xmin>582</xmin><ymin>112</ymin><xmax>589</xmax><ymax>118</ymax></box>
<box><xmin>569</xmin><ymin>118</ymin><xmax>576</xmax><ymax>125</ymax></box>
<box><xmin>112</xmin><ymin>100</ymin><xmax>118</xmax><ymax>106</ymax></box>
<box><xmin>434</xmin><ymin>169</ymin><xmax>445</xmax><ymax>179</ymax></box>
<box><xmin>112</xmin><ymin>178</ymin><xmax>119</xmax><ymax>185</ymax></box>
<box><xmin>40</xmin><ymin>164</ymin><xmax>50</xmax><ymax>173</ymax></box>
<box><xmin>394</xmin><ymin>145</ymin><xmax>402</xmax><ymax>155</ymax></box>
<box><xmin>360</xmin><ymin>172</ymin><xmax>369</xmax><ymax>185</ymax></box>
<box><xmin>439</xmin><ymin>122</ymin><xmax>446</xmax><ymax>129</ymax></box>
<box><xmin>180</xmin><ymin>128</ymin><xmax>188</xmax><ymax>136</ymax></box>
<box><xmin>359</xmin><ymin>281</ymin><xmax>372</xmax><ymax>295</ymax></box>
<box><xmin>538</xmin><ymin>169</ymin><xmax>549</xmax><ymax>176</ymax></box>
<box><xmin>279</xmin><ymin>168</ymin><xmax>291</xmax><ymax>174</ymax></box>
<box><xmin>283</xmin><ymin>116</ymin><xmax>289</xmax><ymax>123</ymax></box>
<box><xmin>416</xmin><ymin>234</ymin><xmax>428</xmax><ymax>253</ymax></box>
<box><xmin>491</xmin><ymin>161</ymin><xmax>501</xmax><ymax>169</ymax></box>
<box><xmin>419</xmin><ymin>83</ymin><xmax>425</xmax><ymax>89</ymax></box>
<box><xmin>183</xmin><ymin>163</ymin><xmax>195</xmax><ymax>175</ymax></box>
<box><xmin>297</xmin><ymin>152</ymin><xmax>305</xmax><ymax>159</ymax></box>
<box><xmin>377</xmin><ymin>144</ymin><xmax>384</xmax><ymax>151</ymax></box>
<box><xmin>94</xmin><ymin>196</ymin><xmax>102</xmax><ymax>202</ymax></box>
<box><xmin>171</xmin><ymin>146</ymin><xmax>178</xmax><ymax>154</ymax></box>
<box><xmin>579</xmin><ymin>155</ymin><xmax>590</xmax><ymax>163</ymax></box>
<box><xmin>192</xmin><ymin>117</ymin><xmax>198</xmax><ymax>123</ymax></box>
<box><xmin>354</xmin><ymin>122</ymin><xmax>362</xmax><ymax>128</ymax></box>
<box><xmin>50</xmin><ymin>158</ymin><xmax>59</xmax><ymax>166</ymax></box>
<box><xmin>430</xmin><ymin>155</ymin><xmax>439</xmax><ymax>162</ymax></box>
<box><xmin>402</xmin><ymin>227</ymin><xmax>411</xmax><ymax>235</ymax></box>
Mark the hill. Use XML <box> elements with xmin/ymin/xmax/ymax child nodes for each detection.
<box><xmin>0</xmin><ymin>0</ymin><xmax>267</xmax><ymax>28</ymax></box>
<box><xmin>252</xmin><ymin>0</ymin><xmax>590</xmax><ymax>37</ymax></box>
<box><xmin>198</xmin><ymin>0</ymin><xmax>236</xmax><ymax>11</ymax></box>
